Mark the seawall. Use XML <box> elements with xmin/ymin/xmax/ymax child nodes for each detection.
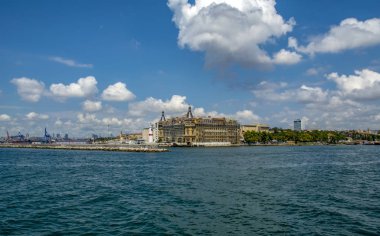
<box><xmin>0</xmin><ymin>144</ymin><xmax>169</xmax><ymax>153</ymax></box>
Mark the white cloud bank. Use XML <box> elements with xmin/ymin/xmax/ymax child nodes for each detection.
<box><xmin>327</xmin><ymin>69</ymin><xmax>380</xmax><ymax>100</ymax></box>
<box><xmin>50</xmin><ymin>76</ymin><xmax>98</xmax><ymax>99</ymax></box>
<box><xmin>26</xmin><ymin>112</ymin><xmax>49</xmax><ymax>120</ymax></box>
<box><xmin>235</xmin><ymin>110</ymin><xmax>260</xmax><ymax>123</ymax></box>
<box><xmin>253</xmin><ymin>82</ymin><xmax>328</xmax><ymax>104</ymax></box>
<box><xmin>76</xmin><ymin>113</ymin><xmax>146</xmax><ymax>131</ymax></box>
<box><xmin>168</xmin><ymin>0</ymin><xmax>300</xmax><ymax>67</ymax></box>
<box><xmin>11</xmin><ymin>77</ymin><xmax>45</xmax><ymax>102</ymax></box>
<box><xmin>129</xmin><ymin>94</ymin><xmax>262</xmax><ymax>125</ymax></box>
<box><xmin>129</xmin><ymin>95</ymin><xmax>189</xmax><ymax>116</ymax></box>
<box><xmin>252</xmin><ymin>68</ymin><xmax>380</xmax><ymax>129</ymax></box>
<box><xmin>101</xmin><ymin>82</ymin><xmax>135</xmax><ymax>102</ymax></box>
<box><xmin>253</xmin><ymin>69</ymin><xmax>380</xmax><ymax>104</ymax></box>
<box><xmin>290</xmin><ymin>18</ymin><xmax>380</xmax><ymax>55</ymax></box>
<box><xmin>82</xmin><ymin>100</ymin><xmax>102</xmax><ymax>112</ymax></box>
<box><xmin>49</xmin><ymin>56</ymin><xmax>93</xmax><ymax>68</ymax></box>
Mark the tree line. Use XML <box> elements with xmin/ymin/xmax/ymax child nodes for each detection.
<box><xmin>243</xmin><ymin>128</ymin><xmax>380</xmax><ymax>144</ymax></box>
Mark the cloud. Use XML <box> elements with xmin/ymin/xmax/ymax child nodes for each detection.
<box><xmin>296</xmin><ymin>85</ymin><xmax>328</xmax><ymax>103</ymax></box>
<box><xmin>300</xmin><ymin>116</ymin><xmax>309</xmax><ymax>130</ymax></box>
<box><xmin>298</xmin><ymin>96</ymin><xmax>371</xmax><ymax>130</ymax></box>
<box><xmin>49</xmin><ymin>56</ymin><xmax>93</xmax><ymax>68</ymax></box>
<box><xmin>272</xmin><ymin>49</ymin><xmax>302</xmax><ymax>65</ymax></box>
<box><xmin>270</xmin><ymin>99</ymin><xmax>366</xmax><ymax>130</ymax></box>
<box><xmin>327</xmin><ymin>69</ymin><xmax>380</xmax><ymax>100</ymax></box>
<box><xmin>50</xmin><ymin>76</ymin><xmax>98</xmax><ymax>99</ymax></box>
<box><xmin>101</xmin><ymin>82</ymin><xmax>135</xmax><ymax>102</ymax></box>
<box><xmin>256</xmin><ymin>81</ymin><xmax>288</xmax><ymax>90</ymax></box>
<box><xmin>77</xmin><ymin>113</ymin><xmax>100</xmax><ymax>124</ymax></box>
<box><xmin>371</xmin><ymin>114</ymin><xmax>380</xmax><ymax>121</ymax></box>
<box><xmin>254</xmin><ymin>69</ymin><xmax>380</xmax><ymax>105</ymax></box>
<box><xmin>168</xmin><ymin>0</ymin><xmax>296</xmax><ymax>68</ymax></box>
<box><xmin>193</xmin><ymin>107</ymin><xmax>225</xmax><ymax>117</ymax></box>
<box><xmin>102</xmin><ymin>117</ymin><xmax>123</xmax><ymax>126</ymax></box>
<box><xmin>129</xmin><ymin>39</ymin><xmax>141</xmax><ymax>50</ymax></box>
<box><xmin>76</xmin><ymin>112</ymin><xmax>147</xmax><ymax>133</ymax></box>
<box><xmin>253</xmin><ymin>82</ymin><xmax>328</xmax><ymax>104</ymax></box>
<box><xmin>26</xmin><ymin>112</ymin><xmax>49</xmax><ymax>120</ymax></box>
<box><xmin>290</xmin><ymin>18</ymin><xmax>380</xmax><ymax>55</ymax></box>
<box><xmin>55</xmin><ymin>119</ymin><xmax>63</xmax><ymax>126</ymax></box>
<box><xmin>234</xmin><ymin>110</ymin><xmax>260</xmax><ymax>123</ymax></box>
<box><xmin>129</xmin><ymin>95</ymin><xmax>189</xmax><ymax>116</ymax></box>
<box><xmin>252</xmin><ymin>69</ymin><xmax>380</xmax><ymax>129</ymax></box>
<box><xmin>193</xmin><ymin>108</ymin><xmax>261</xmax><ymax>124</ymax></box>
<box><xmin>82</xmin><ymin>100</ymin><xmax>102</xmax><ymax>112</ymax></box>
<box><xmin>0</xmin><ymin>114</ymin><xmax>11</xmax><ymax>121</ymax></box>
<box><xmin>306</xmin><ymin>68</ymin><xmax>319</xmax><ymax>76</ymax></box>
<box><xmin>11</xmin><ymin>77</ymin><xmax>45</xmax><ymax>102</ymax></box>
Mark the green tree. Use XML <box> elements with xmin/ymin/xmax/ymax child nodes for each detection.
<box><xmin>244</xmin><ymin>131</ymin><xmax>260</xmax><ymax>144</ymax></box>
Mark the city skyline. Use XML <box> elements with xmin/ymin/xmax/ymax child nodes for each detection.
<box><xmin>1</xmin><ymin>0</ymin><xmax>380</xmax><ymax>137</ymax></box>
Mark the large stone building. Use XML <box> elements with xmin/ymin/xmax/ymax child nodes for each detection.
<box><xmin>240</xmin><ymin>124</ymin><xmax>270</xmax><ymax>133</ymax></box>
<box><xmin>240</xmin><ymin>124</ymin><xmax>270</xmax><ymax>141</ymax></box>
<box><xmin>156</xmin><ymin>107</ymin><xmax>240</xmax><ymax>145</ymax></box>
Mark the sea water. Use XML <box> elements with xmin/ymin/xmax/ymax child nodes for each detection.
<box><xmin>0</xmin><ymin>146</ymin><xmax>379</xmax><ymax>235</ymax></box>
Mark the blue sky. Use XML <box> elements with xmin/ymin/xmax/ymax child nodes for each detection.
<box><xmin>1</xmin><ymin>0</ymin><xmax>380</xmax><ymax>137</ymax></box>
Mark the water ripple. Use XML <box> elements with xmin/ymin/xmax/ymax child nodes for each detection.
<box><xmin>0</xmin><ymin>146</ymin><xmax>379</xmax><ymax>235</ymax></box>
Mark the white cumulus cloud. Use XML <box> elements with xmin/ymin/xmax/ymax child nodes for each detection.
<box><xmin>0</xmin><ymin>114</ymin><xmax>11</xmax><ymax>121</ymax></box>
<box><xmin>50</xmin><ymin>76</ymin><xmax>98</xmax><ymax>99</ymax></box>
<box><xmin>327</xmin><ymin>69</ymin><xmax>380</xmax><ymax>100</ymax></box>
<box><xmin>234</xmin><ymin>110</ymin><xmax>260</xmax><ymax>123</ymax></box>
<box><xmin>290</xmin><ymin>18</ymin><xmax>380</xmax><ymax>55</ymax></box>
<box><xmin>77</xmin><ymin>113</ymin><xmax>100</xmax><ymax>124</ymax></box>
<box><xmin>129</xmin><ymin>95</ymin><xmax>190</xmax><ymax>116</ymax></box>
<box><xmin>101</xmin><ymin>82</ymin><xmax>135</xmax><ymax>102</ymax></box>
<box><xmin>26</xmin><ymin>112</ymin><xmax>49</xmax><ymax>120</ymax></box>
<box><xmin>168</xmin><ymin>0</ymin><xmax>296</xmax><ymax>67</ymax></box>
<box><xmin>11</xmin><ymin>77</ymin><xmax>45</xmax><ymax>102</ymax></box>
<box><xmin>296</xmin><ymin>85</ymin><xmax>328</xmax><ymax>103</ymax></box>
<box><xmin>82</xmin><ymin>100</ymin><xmax>102</xmax><ymax>112</ymax></box>
<box><xmin>272</xmin><ymin>49</ymin><xmax>302</xmax><ymax>65</ymax></box>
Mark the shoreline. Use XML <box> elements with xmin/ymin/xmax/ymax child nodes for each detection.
<box><xmin>1</xmin><ymin>142</ymin><xmax>378</xmax><ymax>152</ymax></box>
<box><xmin>0</xmin><ymin>144</ymin><xmax>169</xmax><ymax>153</ymax></box>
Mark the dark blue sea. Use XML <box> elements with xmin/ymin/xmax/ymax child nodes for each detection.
<box><xmin>0</xmin><ymin>146</ymin><xmax>379</xmax><ymax>235</ymax></box>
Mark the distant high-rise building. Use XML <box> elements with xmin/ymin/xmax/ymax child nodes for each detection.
<box><xmin>294</xmin><ymin>119</ymin><xmax>302</xmax><ymax>131</ymax></box>
<box><xmin>64</xmin><ymin>134</ymin><xmax>69</xmax><ymax>140</ymax></box>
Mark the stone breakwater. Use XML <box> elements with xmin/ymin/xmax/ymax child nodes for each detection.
<box><xmin>0</xmin><ymin>144</ymin><xmax>169</xmax><ymax>152</ymax></box>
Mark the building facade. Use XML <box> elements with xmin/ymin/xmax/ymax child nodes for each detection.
<box><xmin>294</xmin><ymin>119</ymin><xmax>302</xmax><ymax>131</ymax></box>
<box><xmin>156</xmin><ymin>107</ymin><xmax>240</xmax><ymax>144</ymax></box>
<box><xmin>240</xmin><ymin>124</ymin><xmax>270</xmax><ymax>141</ymax></box>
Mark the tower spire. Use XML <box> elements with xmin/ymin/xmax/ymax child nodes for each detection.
<box><xmin>186</xmin><ymin>106</ymin><xmax>193</xmax><ymax>119</ymax></box>
<box><xmin>160</xmin><ymin>111</ymin><xmax>166</xmax><ymax>121</ymax></box>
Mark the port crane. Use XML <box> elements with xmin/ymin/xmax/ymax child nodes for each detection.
<box><xmin>44</xmin><ymin>128</ymin><xmax>51</xmax><ymax>143</ymax></box>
